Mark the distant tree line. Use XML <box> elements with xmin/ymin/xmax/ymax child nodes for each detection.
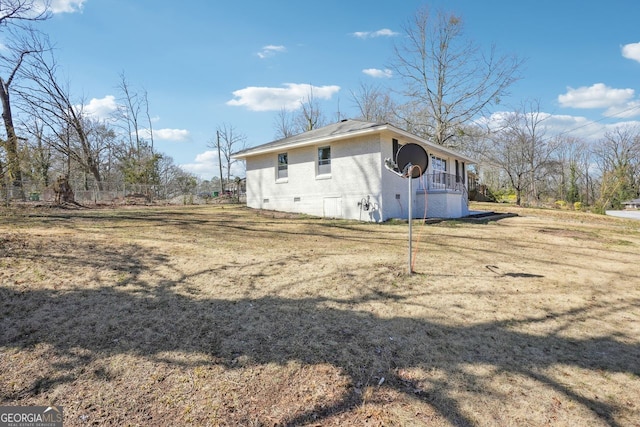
<box><xmin>469</xmin><ymin>101</ymin><xmax>639</xmax><ymax>210</ymax></box>
<box><xmin>0</xmin><ymin>0</ymin><xmax>207</xmax><ymax>203</ymax></box>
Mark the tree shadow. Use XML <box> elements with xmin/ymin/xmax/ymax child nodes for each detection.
<box><xmin>2</xmin><ymin>208</ymin><xmax>639</xmax><ymax>424</ymax></box>
<box><xmin>2</xmin><ymin>281</ymin><xmax>638</xmax><ymax>426</ymax></box>
<box><xmin>485</xmin><ymin>265</ymin><xmax>544</xmax><ymax>278</ymax></box>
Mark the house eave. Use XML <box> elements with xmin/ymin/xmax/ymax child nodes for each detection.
<box><xmin>232</xmin><ymin>121</ymin><xmax>477</xmax><ymax>164</ymax></box>
<box><xmin>379</xmin><ymin>126</ymin><xmax>477</xmax><ymax>164</ymax></box>
<box><xmin>231</xmin><ymin>124</ymin><xmax>387</xmax><ymax>160</ymax></box>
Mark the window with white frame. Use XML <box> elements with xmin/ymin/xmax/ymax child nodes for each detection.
<box><xmin>431</xmin><ymin>155</ymin><xmax>447</xmax><ymax>187</ymax></box>
<box><xmin>318</xmin><ymin>146</ymin><xmax>331</xmax><ymax>175</ymax></box>
<box><xmin>277</xmin><ymin>153</ymin><xmax>288</xmax><ymax>179</ymax></box>
<box><xmin>431</xmin><ymin>155</ymin><xmax>447</xmax><ymax>172</ymax></box>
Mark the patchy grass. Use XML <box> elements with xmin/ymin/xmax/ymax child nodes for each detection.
<box><xmin>1</xmin><ymin>203</ymin><xmax>639</xmax><ymax>426</ymax></box>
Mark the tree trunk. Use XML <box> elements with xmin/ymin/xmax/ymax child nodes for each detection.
<box><xmin>71</xmin><ymin>112</ymin><xmax>104</xmax><ymax>191</ymax></box>
<box><xmin>0</xmin><ymin>78</ymin><xmax>23</xmax><ymax>198</ymax></box>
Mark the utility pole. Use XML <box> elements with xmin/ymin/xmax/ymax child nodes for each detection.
<box><xmin>217</xmin><ymin>130</ymin><xmax>224</xmax><ymax>194</ymax></box>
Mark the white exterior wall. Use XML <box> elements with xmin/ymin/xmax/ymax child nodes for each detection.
<box><xmin>245</xmin><ymin>131</ymin><xmax>471</xmax><ymax>221</ymax></box>
<box><xmin>245</xmin><ymin>135</ymin><xmax>385</xmax><ymax>221</ymax></box>
<box><xmin>379</xmin><ymin>138</ymin><xmax>470</xmax><ymax>220</ymax></box>
<box><xmin>415</xmin><ymin>191</ymin><xmax>469</xmax><ymax>218</ymax></box>
<box><xmin>379</xmin><ymin>139</ymin><xmax>410</xmax><ymax>221</ymax></box>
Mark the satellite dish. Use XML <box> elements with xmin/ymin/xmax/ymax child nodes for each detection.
<box><xmin>396</xmin><ymin>143</ymin><xmax>428</xmax><ymax>178</ymax></box>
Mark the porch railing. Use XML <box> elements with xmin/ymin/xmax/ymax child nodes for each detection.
<box><xmin>416</xmin><ymin>173</ymin><xmax>467</xmax><ymax>193</ymax></box>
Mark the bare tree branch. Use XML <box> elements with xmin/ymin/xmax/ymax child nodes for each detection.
<box><xmin>209</xmin><ymin>123</ymin><xmax>246</xmax><ymax>191</ymax></box>
<box><xmin>273</xmin><ymin>107</ymin><xmax>295</xmax><ymax>140</ymax></box>
<box><xmin>14</xmin><ymin>42</ymin><xmax>106</xmax><ymax>188</ymax></box>
<box><xmin>482</xmin><ymin>101</ymin><xmax>558</xmax><ymax>206</ymax></box>
<box><xmin>350</xmin><ymin>82</ymin><xmax>397</xmax><ymax>124</ymax></box>
<box><xmin>0</xmin><ymin>26</ymin><xmax>49</xmax><ymax>191</ymax></box>
<box><xmin>295</xmin><ymin>87</ymin><xmax>326</xmax><ymax>132</ymax></box>
<box><xmin>391</xmin><ymin>6</ymin><xmax>522</xmax><ymax>148</ymax></box>
<box><xmin>0</xmin><ymin>0</ymin><xmax>51</xmax><ymax>27</ymax></box>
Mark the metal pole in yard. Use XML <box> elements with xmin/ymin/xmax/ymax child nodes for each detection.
<box><xmin>408</xmin><ymin>166</ymin><xmax>414</xmax><ymax>275</ymax></box>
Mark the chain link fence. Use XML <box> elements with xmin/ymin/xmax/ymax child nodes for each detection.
<box><xmin>1</xmin><ymin>179</ymin><xmax>246</xmax><ymax>206</ymax></box>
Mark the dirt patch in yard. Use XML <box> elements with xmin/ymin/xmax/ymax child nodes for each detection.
<box><xmin>1</xmin><ymin>203</ymin><xmax>639</xmax><ymax>426</ymax></box>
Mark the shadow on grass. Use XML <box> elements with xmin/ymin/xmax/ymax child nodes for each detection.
<box><xmin>2</xmin><ymin>280</ymin><xmax>638</xmax><ymax>426</ymax></box>
<box><xmin>1</xmin><ymin>206</ymin><xmax>639</xmax><ymax>424</ymax></box>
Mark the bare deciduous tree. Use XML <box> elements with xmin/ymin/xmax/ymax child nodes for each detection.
<box><xmin>0</xmin><ymin>1</ymin><xmax>51</xmax><ymax>194</ymax></box>
<box><xmin>593</xmin><ymin>125</ymin><xmax>640</xmax><ymax>210</ymax></box>
<box><xmin>209</xmin><ymin>123</ymin><xmax>246</xmax><ymax>193</ymax></box>
<box><xmin>0</xmin><ymin>40</ymin><xmax>29</xmax><ymax>188</ymax></box>
<box><xmin>113</xmin><ymin>73</ymin><xmax>159</xmax><ymax>190</ymax></box>
<box><xmin>0</xmin><ymin>0</ymin><xmax>51</xmax><ymax>26</ymax></box>
<box><xmin>22</xmin><ymin>119</ymin><xmax>51</xmax><ymax>186</ymax></box>
<box><xmin>114</xmin><ymin>73</ymin><xmax>154</xmax><ymax>154</ymax></box>
<box><xmin>15</xmin><ymin>43</ymin><xmax>106</xmax><ymax>189</ymax></box>
<box><xmin>551</xmin><ymin>136</ymin><xmax>588</xmax><ymax>204</ymax></box>
<box><xmin>273</xmin><ymin>107</ymin><xmax>296</xmax><ymax>140</ymax></box>
<box><xmin>350</xmin><ymin>82</ymin><xmax>397</xmax><ymax>124</ymax></box>
<box><xmin>272</xmin><ymin>87</ymin><xmax>329</xmax><ymax>139</ymax></box>
<box><xmin>392</xmin><ymin>6</ymin><xmax>522</xmax><ymax>148</ymax></box>
<box><xmin>483</xmin><ymin>101</ymin><xmax>559</xmax><ymax>206</ymax></box>
<box><xmin>295</xmin><ymin>87</ymin><xmax>326</xmax><ymax>132</ymax></box>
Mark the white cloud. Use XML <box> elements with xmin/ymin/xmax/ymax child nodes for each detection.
<box><xmin>81</xmin><ymin>95</ymin><xmax>117</xmax><ymax>119</ymax></box>
<box><xmin>153</xmin><ymin>128</ymin><xmax>190</xmax><ymax>142</ymax></box>
<box><xmin>622</xmin><ymin>42</ymin><xmax>640</xmax><ymax>63</ymax></box>
<box><xmin>480</xmin><ymin>111</ymin><xmax>555</xmax><ymax>130</ymax></box>
<box><xmin>481</xmin><ymin>111</ymin><xmax>584</xmax><ymax>141</ymax></box>
<box><xmin>374</xmin><ymin>29</ymin><xmax>399</xmax><ymax>37</ymax></box>
<box><xmin>48</xmin><ymin>0</ymin><xmax>86</xmax><ymax>13</ymax></box>
<box><xmin>29</xmin><ymin>0</ymin><xmax>85</xmax><ymax>17</ymax></box>
<box><xmin>137</xmin><ymin>128</ymin><xmax>190</xmax><ymax>142</ymax></box>
<box><xmin>480</xmin><ymin>110</ymin><xmax>640</xmax><ymax>144</ymax></box>
<box><xmin>537</xmin><ymin>113</ymin><xmax>604</xmax><ymax>138</ymax></box>
<box><xmin>352</xmin><ymin>28</ymin><xmax>399</xmax><ymax>39</ymax></box>
<box><xmin>257</xmin><ymin>45</ymin><xmax>286</xmax><ymax>59</ymax></box>
<box><xmin>227</xmin><ymin>83</ymin><xmax>340</xmax><ymax>111</ymax></box>
<box><xmin>603</xmin><ymin>100</ymin><xmax>640</xmax><ymax>118</ymax></box>
<box><xmin>181</xmin><ymin>151</ymin><xmax>219</xmax><ymax>177</ymax></box>
<box><xmin>558</xmin><ymin>83</ymin><xmax>635</xmax><ymax>109</ymax></box>
<box><xmin>551</xmin><ymin>115</ymin><xmax>640</xmax><ymax>141</ymax></box>
<box><xmin>362</xmin><ymin>68</ymin><xmax>393</xmax><ymax>78</ymax></box>
<box><xmin>181</xmin><ymin>150</ymin><xmax>245</xmax><ymax>179</ymax></box>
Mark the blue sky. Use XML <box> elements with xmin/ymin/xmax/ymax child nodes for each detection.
<box><xmin>28</xmin><ymin>0</ymin><xmax>640</xmax><ymax>178</ymax></box>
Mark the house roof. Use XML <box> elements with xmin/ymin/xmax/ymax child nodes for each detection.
<box><xmin>232</xmin><ymin>119</ymin><xmax>476</xmax><ymax>164</ymax></box>
<box><xmin>623</xmin><ymin>198</ymin><xmax>640</xmax><ymax>205</ymax></box>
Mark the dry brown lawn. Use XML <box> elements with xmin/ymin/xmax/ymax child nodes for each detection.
<box><xmin>1</xmin><ymin>202</ymin><xmax>639</xmax><ymax>426</ymax></box>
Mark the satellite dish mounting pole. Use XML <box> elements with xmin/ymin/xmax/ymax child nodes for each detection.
<box><xmin>384</xmin><ymin>143</ymin><xmax>428</xmax><ymax>276</ymax></box>
<box><xmin>408</xmin><ymin>165</ymin><xmax>414</xmax><ymax>275</ymax></box>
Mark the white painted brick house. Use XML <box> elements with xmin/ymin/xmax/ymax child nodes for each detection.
<box><xmin>232</xmin><ymin>120</ymin><xmax>476</xmax><ymax>222</ymax></box>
